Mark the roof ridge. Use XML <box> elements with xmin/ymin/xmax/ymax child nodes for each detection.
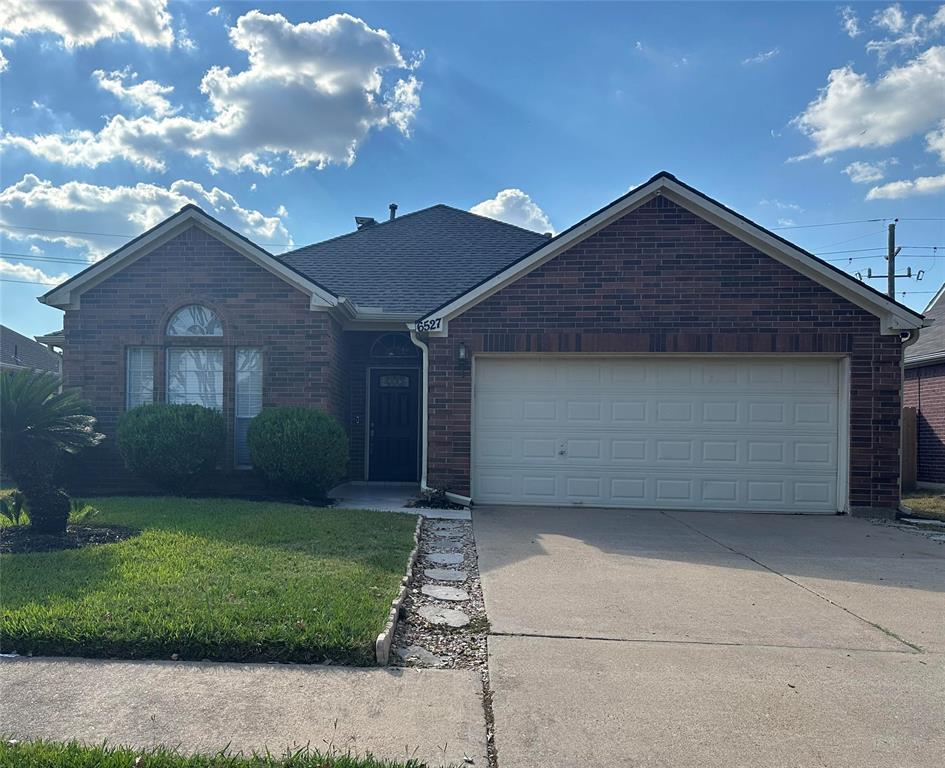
<box><xmin>439</xmin><ymin>203</ymin><xmax>549</xmax><ymax>237</ymax></box>
<box><xmin>280</xmin><ymin>204</ymin><xmax>454</xmax><ymax>258</ymax></box>
<box><xmin>280</xmin><ymin>203</ymin><xmax>548</xmax><ymax>260</ymax></box>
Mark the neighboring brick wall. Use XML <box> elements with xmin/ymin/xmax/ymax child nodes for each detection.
<box><xmin>904</xmin><ymin>362</ymin><xmax>945</xmax><ymax>484</ymax></box>
<box><xmin>427</xmin><ymin>195</ymin><xmax>904</xmax><ymax>511</ymax></box>
<box><xmin>61</xmin><ymin>226</ymin><xmax>347</xmax><ymax>491</ymax></box>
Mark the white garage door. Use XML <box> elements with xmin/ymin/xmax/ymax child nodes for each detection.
<box><xmin>473</xmin><ymin>357</ymin><xmax>842</xmax><ymax>513</ymax></box>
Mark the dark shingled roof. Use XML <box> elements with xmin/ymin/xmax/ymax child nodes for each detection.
<box><xmin>278</xmin><ymin>205</ymin><xmax>550</xmax><ymax>314</ymax></box>
<box><xmin>906</xmin><ymin>286</ymin><xmax>945</xmax><ymax>365</ymax></box>
<box><xmin>0</xmin><ymin>325</ymin><xmax>62</xmax><ymax>373</ymax></box>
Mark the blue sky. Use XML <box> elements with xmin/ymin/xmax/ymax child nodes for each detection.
<box><xmin>1</xmin><ymin>1</ymin><xmax>944</xmax><ymax>339</ymax></box>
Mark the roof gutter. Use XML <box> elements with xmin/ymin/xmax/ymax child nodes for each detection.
<box><xmin>409</xmin><ymin>330</ymin><xmax>432</xmax><ymax>494</ymax></box>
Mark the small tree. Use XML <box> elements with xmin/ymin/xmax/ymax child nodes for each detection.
<box><xmin>0</xmin><ymin>370</ymin><xmax>104</xmax><ymax>534</ymax></box>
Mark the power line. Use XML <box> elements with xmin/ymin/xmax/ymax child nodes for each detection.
<box><xmin>0</xmin><ymin>251</ymin><xmax>89</xmax><ymax>264</ymax></box>
<box><xmin>771</xmin><ymin>218</ymin><xmax>891</xmax><ymax>231</ymax></box>
<box><xmin>0</xmin><ymin>277</ymin><xmax>59</xmax><ymax>285</ymax></box>
<box><xmin>0</xmin><ymin>222</ymin><xmax>295</xmax><ymax>248</ymax></box>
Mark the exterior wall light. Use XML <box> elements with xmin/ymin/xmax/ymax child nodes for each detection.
<box><xmin>458</xmin><ymin>342</ymin><xmax>467</xmax><ymax>361</ymax></box>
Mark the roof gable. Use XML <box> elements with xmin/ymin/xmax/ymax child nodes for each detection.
<box><xmin>278</xmin><ymin>205</ymin><xmax>549</xmax><ymax>315</ymax></box>
<box><xmin>417</xmin><ymin>172</ymin><xmax>926</xmax><ymax>336</ymax></box>
<box><xmin>39</xmin><ymin>205</ymin><xmax>339</xmax><ymax>311</ymax></box>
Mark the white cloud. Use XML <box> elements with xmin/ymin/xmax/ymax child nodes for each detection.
<box><xmin>0</xmin><ymin>0</ymin><xmax>174</xmax><ymax>48</ymax></box>
<box><xmin>470</xmin><ymin>189</ymin><xmax>554</xmax><ymax>234</ymax></box>
<box><xmin>760</xmin><ymin>198</ymin><xmax>803</xmax><ymax>212</ymax></box>
<box><xmin>777</xmin><ymin>218</ymin><xmax>795</xmax><ymax>227</ymax></box>
<box><xmin>742</xmin><ymin>47</ymin><xmax>780</xmax><ymax>65</ymax></box>
<box><xmin>0</xmin><ymin>258</ymin><xmax>70</xmax><ymax>285</ymax></box>
<box><xmin>0</xmin><ymin>174</ymin><xmax>293</xmax><ymax>260</ymax></box>
<box><xmin>0</xmin><ymin>11</ymin><xmax>422</xmax><ymax>174</ymax></box>
<box><xmin>866</xmin><ymin>4</ymin><xmax>945</xmax><ymax>58</ymax></box>
<box><xmin>208</xmin><ymin>7</ymin><xmax>221</xmax><ymax>17</ymax></box>
<box><xmin>926</xmin><ymin>119</ymin><xmax>945</xmax><ymax>161</ymax></box>
<box><xmin>840</xmin><ymin>6</ymin><xmax>862</xmax><ymax>37</ymax></box>
<box><xmin>0</xmin><ymin>48</ymin><xmax>7</xmax><ymax>73</ymax></box>
<box><xmin>866</xmin><ymin>173</ymin><xmax>945</xmax><ymax>199</ymax></box>
<box><xmin>791</xmin><ymin>46</ymin><xmax>945</xmax><ymax>160</ymax></box>
<box><xmin>873</xmin><ymin>4</ymin><xmax>907</xmax><ymax>34</ymax></box>
<box><xmin>93</xmin><ymin>68</ymin><xmax>178</xmax><ymax>117</ymax></box>
<box><xmin>842</xmin><ymin>158</ymin><xmax>899</xmax><ymax>183</ymax></box>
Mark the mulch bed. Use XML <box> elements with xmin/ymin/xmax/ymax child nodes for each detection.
<box><xmin>0</xmin><ymin>524</ymin><xmax>139</xmax><ymax>554</ymax></box>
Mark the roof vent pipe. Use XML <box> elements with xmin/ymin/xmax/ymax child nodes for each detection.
<box><xmin>389</xmin><ymin>203</ymin><xmax>398</xmax><ymax>220</ymax></box>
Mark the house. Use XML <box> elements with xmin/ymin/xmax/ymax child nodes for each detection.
<box><xmin>0</xmin><ymin>325</ymin><xmax>62</xmax><ymax>374</ymax></box>
<box><xmin>904</xmin><ymin>284</ymin><xmax>945</xmax><ymax>487</ymax></box>
<box><xmin>39</xmin><ymin>172</ymin><xmax>926</xmax><ymax>515</ymax></box>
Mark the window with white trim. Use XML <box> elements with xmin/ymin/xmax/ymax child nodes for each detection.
<box><xmin>235</xmin><ymin>348</ymin><xmax>262</xmax><ymax>466</ymax></box>
<box><xmin>126</xmin><ymin>347</ymin><xmax>154</xmax><ymax>409</ymax></box>
<box><xmin>167</xmin><ymin>348</ymin><xmax>224</xmax><ymax>410</ymax></box>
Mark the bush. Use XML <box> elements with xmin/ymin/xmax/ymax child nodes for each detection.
<box><xmin>116</xmin><ymin>404</ymin><xmax>225</xmax><ymax>493</ymax></box>
<box><xmin>248</xmin><ymin>407</ymin><xmax>348</xmax><ymax>500</ymax></box>
<box><xmin>0</xmin><ymin>370</ymin><xmax>104</xmax><ymax>534</ymax></box>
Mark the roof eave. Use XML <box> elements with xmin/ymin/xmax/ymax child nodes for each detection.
<box><xmin>39</xmin><ymin>207</ymin><xmax>340</xmax><ymax>311</ymax></box>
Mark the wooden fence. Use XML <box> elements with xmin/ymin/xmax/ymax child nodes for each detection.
<box><xmin>902</xmin><ymin>406</ymin><xmax>917</xmax><ymax>493</ymax></box>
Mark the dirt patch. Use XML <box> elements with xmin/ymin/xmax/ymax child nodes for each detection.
<box><xmin>0</xmin><ymin>524</ymin><xmax>139</xmax><ymax>554</ymax></box>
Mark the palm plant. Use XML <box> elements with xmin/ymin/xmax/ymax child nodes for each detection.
<box><xmin>0</xmin><ymin>370</ymin><xmax>104</xmax><ymax>534</ymax></box>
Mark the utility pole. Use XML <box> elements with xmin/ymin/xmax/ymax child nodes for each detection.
<box><xmin>863</xmin><ymin>217</ymin><xmax>916</xmax><ymax>297</ymax></box>
<box><xmin>887</xmin><ymin>219</ymin><xmax>901</xmax><ymax>298</ymax></box>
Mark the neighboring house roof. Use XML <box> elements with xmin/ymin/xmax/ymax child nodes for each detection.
<box><xmin>0</xmin><ymin>325</ymin><xmax>62</xmax><ymax>373</ymax></box>
<box><xmin>418</xmin><ymin>172</ymin><xmax>926</xmax><ymax>336</ymax></box>
<box><xmin>905</xmin><ymin>283</ymin><xmax>945</xmax><ymax>367</ymax></box>
<box><xmin>39</xmin><ymin>205</ymin><xmax>340</xmax><ymax>312</ymax></box>
<box><xmin>278</xmin><ymin>205</ymin><xmax>550</xmax><ymax>315</ymax></box>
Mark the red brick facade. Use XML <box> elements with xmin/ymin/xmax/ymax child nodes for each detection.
<box><xmin>904</xmin><ymin>363</ymin><xmax>945</xmax><ymax>484</ymax></box>
<box><xmin>62</xmin><ymin>227</ymin><xmax>348</xmax><ymax>489</ymax></box>
<box><xmin>426</xmin><ymin>196</ymin><xmax>904</xmax><ymax>511</ymax></box>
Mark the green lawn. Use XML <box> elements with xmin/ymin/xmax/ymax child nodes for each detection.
<box><xmin>0</xmin><ymin>497</ymin><xmax>417</xmax><ymax>664</ymax></box>
<box><xmin>902</xmin><ymin>491</ymin><xmax>945</xmax><ymax>522</ymax></box>
<box><xmin>0</xmin><ymin>740</ymin><xmax>424</xmax><ymax>767</ymax></box>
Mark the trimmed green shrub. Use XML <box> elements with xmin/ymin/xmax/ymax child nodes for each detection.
<box><xmin>117</xmin><ymin>404</ymin><xmax>225</xmax><ymax>492</ymax></box>
<box><xmin>247</xmin><ymin>407</ymin><xmax>348</xmax><ymax>500</ymax></box>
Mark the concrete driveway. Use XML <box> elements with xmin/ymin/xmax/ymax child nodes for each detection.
<box><xmin>475</xmin><ymin>507</ymin><xmax>945</xmax><ymax>767</ymax></box>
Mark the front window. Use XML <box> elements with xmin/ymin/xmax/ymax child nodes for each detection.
<box><xmin>126</xmin><ymin>347</ymin><xmax>154</xmax><ymax>409</ymax></box>
<box><xmin>167</xmin><ymin>304</ymin><xmax>223</xmax><ymax>337</ymax></box>
<box><xmin>167</xmin><ymin>348</ymin><xmax>224</xmax><ymax>410</ymax></box>
<box><xmin>235</xmin><ymin>348</ymin><xmax>262</xmax><ymax>466</ymax></box>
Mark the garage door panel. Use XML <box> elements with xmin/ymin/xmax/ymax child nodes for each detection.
<box><xmin>473</xmin><ymin>357</ymin><xmax>841</xmax><ymax>512</ymax></box>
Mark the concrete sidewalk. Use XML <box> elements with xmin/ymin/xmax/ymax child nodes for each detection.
<box><xmin>0</xmin><ymin>656</ymin><xmax>486</xmax><ymax>767</ymax></box>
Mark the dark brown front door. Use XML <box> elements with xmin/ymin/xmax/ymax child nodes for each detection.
<box><xmin>369</xmin><ymin>368</ymin><xmax>420</xmax><ymax>481</ymax></box>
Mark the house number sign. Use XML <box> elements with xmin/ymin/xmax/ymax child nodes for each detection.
<box><xmin>415</xmin><ymin>317</ymin><xmax>442</xmax><ymax>332</ymax></box>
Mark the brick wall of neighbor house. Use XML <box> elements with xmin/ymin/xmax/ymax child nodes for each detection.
<box><xmin>344</xmin><ymin>331</ymin><xmax>423</xmax><ymax>481</ymax></box>
<box><xmin>426</xmin><ymin>196</ymin><xmax>904</xmax><ymax>511</ymax></box>
<box><xmin>61</xmin><ymin>227</ymin><xmax>347</xmax><ymax>491</ymax></box>
<box><xmin>904</xmin><ymin>363</ymin><xmax>945</xmax><ymax>484</ymax></box>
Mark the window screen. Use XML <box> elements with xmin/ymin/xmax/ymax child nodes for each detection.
<box><xmin>235</xmin><ymin>348</ymin><xmax>262</xmax><ymax>466</ymax></box>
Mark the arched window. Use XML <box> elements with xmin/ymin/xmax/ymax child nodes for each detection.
<box><xmin>370</xmin><ymin>333</ymin><xmax>419</xmax><ymax>359</ymax></box>
<box><xmin>166</xmin><ymin>304</ymin><xmax>223</xmax><ymax>337</ymax></box>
